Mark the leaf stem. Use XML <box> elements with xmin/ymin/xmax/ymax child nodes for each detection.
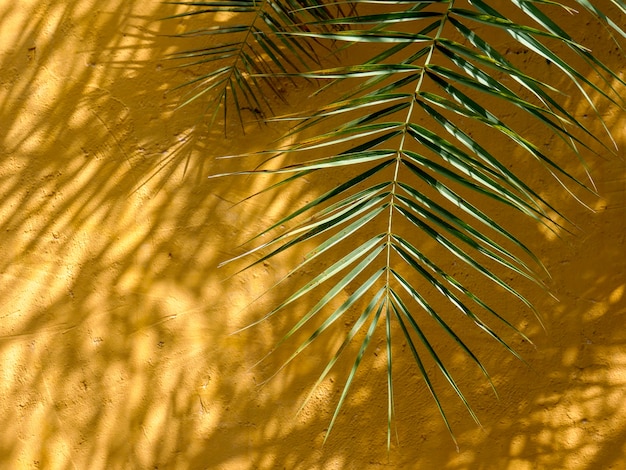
<box><xmin>384</xmin><ymin>4</ymin><xmax>452</xmax><ymax>302</ymax></box>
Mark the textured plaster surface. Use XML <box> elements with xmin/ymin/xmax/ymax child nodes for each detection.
<box><xmin>0</xmin><ymin>1</ymin><xmax>625</xmax><ymax>469</ymax></box>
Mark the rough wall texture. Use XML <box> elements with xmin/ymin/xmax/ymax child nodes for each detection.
<box><xmin>0</xmin><ymin>1</ymin><xmax>624</xmax><ymax>469</ymax></box>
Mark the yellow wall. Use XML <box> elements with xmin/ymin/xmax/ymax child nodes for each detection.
<box><xmin>0</xmin><ymin>1</ymin><xmax>624</xmax><ymax>469</ymax></box>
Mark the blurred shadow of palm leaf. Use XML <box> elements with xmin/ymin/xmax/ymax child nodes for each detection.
<box><xmin>164</xmin><ymin>0</ymin><xmax>625</xmax><ymax>448</ymax></box>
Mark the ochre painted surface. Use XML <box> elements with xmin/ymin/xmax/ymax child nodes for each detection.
<box><xmin>0</xmin><ymin>1</ymin><xmax>625</xmax><ymax>469</ymax></box>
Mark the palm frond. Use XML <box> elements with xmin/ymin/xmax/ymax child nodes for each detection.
<box><xmin>167</xmin><ymin>0</ymin><xmax>625</xmax><ymax>447</ymax></box>
<box><xmin>163</xmin><ymin>0</ymin><xmax>344</xmax><ymax>128</ymax></box>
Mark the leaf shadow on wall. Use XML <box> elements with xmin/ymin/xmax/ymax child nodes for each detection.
<box><xmin>0</xmin><ymin>1</ymin><xmax>624</xmax><ymax>470</ymax></box>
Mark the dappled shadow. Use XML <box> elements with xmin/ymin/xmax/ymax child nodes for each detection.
<box><xmin>0</xmin><ymin>1</ymin><xmax>624</xmax><ymax>469</ymax></box>
<box><xmin>0</xmin><ymin>1</ymin><xmax>310</xmax><ymax>468</ymax></box>
<box><xmin>0</xmin><ymin>1</ymin><xmax>405</xmax><ymax>468</ymax></box>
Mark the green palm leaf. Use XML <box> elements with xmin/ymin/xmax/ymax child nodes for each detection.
<box><xmin>163</xmin><ymin>0</ymin><xmax>342</xmax><ymax>127</ymax></box>
<box><xmin>167</xmin><ymin>0</ymin><xmax>624</xmax><ymax>447</ymax></box>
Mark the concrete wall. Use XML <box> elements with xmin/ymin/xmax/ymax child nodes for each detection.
<box><xmin>0</xmin><ymin>1</ymin><xmax>624</xmax><ymax>468</ymax></box>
